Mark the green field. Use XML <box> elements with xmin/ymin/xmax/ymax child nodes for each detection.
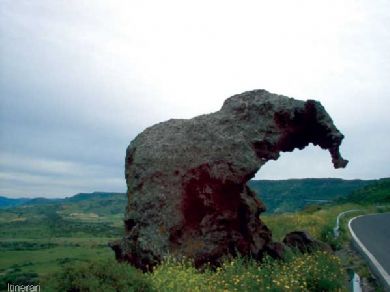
<box><xmin>0</xmin><ymin>197</ymin><xmax>123</xmax><ymax>290</ymax></box>
<box><xmin>0</xmin><ymin>245</ymin><xmax>111</xmax><ymax>274</ymax></box>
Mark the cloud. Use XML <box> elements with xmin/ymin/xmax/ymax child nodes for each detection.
<box><xmin>0</xmin><ymin>173</ymin><xmax>124</xmax><ymax>198</ymax></box>
<box><xmin>0</xmin><ymin>0</ymin><xmax>389</xmax><ymax>197</ymax></box>
<box><xmin>0</xmin><ymin>153</ymin><xmax>125</xmax><ymax>197</ymax></box>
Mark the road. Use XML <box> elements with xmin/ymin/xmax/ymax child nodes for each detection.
<box><xmin>349</xmin><ymin>213</ymin><xmax>390</xmax><ymax>289</ymax></box>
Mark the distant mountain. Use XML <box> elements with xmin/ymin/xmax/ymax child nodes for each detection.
<box><xmin>23</xmin><ymin>197</ymin><xmax>62</xmax><ymax>206</ymax></box>
<box><xmin>0</xmin><ymin>178</ymin><xmax>383</xmax><ymax>213</ymax></box>
<box><xmin>340</xmin><ymin>178</ymin><xmax>390</xmax><ymax>204</ymax></box>
<box><xmin>64</xmin><ymin>192</ymin><xmax>124</xmax><ymax>203</ymax></box>
<box><xmin>0</xmin><ymin>196</ymin><xmax>31</xmax><ymax>208</ymax></box>
<box><xmin>61</xmin><ymin>192</ymin><xmax>127</xmax><ymax>216</ymax></box>
<box><xmin>0</xmin><ymin>192</ymin><xmax>126</xmax><ymax>215</ymax></box>
<box><xmin>249</xmin><ymin>178</ymin><xmax>377</xmax><ymax>213</ymax></box>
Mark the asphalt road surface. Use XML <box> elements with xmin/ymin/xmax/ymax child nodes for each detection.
<box><xmin>350</xmin><ymin>213</ymin><xmax>390</xmax><ymax>275</ymax></box>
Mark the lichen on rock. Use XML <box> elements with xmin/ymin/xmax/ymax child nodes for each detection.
<box><xmin>110</xmin><ymin>89</ymin><xmax>348</xmax><ymax>271</ymax></box>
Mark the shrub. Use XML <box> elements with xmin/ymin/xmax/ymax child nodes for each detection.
<box><xmin>0</xmin><ymin>241</ymin><xmax>57</xmax><ymax>251</ymax></box>
<box><xmin>0</xmin><ymin>271</ymin><xmax>39</xmax><ymax>291</ymax></box>
<box><xmin>320</xmin><ymin>224</ymin><xmax>342</xmax><ymax>250</ymax></box>
<box><xmin>42</xmin><ymin>258</ymin><xmax>152</xmax><ymax>292</ymax></box>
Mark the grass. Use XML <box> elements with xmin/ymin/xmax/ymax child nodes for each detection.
<box><xmin>42</xmin><ymin>258</ymin><xmax>152</xmax><ymax>292</ymax></box>
<box><xmin>147</xmin><ymin>250</ymin><xmax>345</xmax><ymax>291</ymax></box>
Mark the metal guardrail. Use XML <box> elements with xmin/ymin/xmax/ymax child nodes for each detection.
<box><xmin>333</xmin><ymin>209</ymin><xmax>361</xmax><ymax>238</ymax></box>
<box><xmin>334</xmin><ymin>209</ymin><xmax>363</xmax><ymax>292</ymax></box>
<box><xmin>351</xmin><ymin>271</ymin><xmax>362</xmax><ymax>292</ymax></box>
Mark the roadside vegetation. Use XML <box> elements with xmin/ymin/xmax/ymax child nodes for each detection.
<box><xmin>42</xmin><ymin>250</ymin><xmax>344</xmax><ymax>292</ymax></box>
<box><xmin>148</xmin><ymin>250</ymin><xmax>344</xmax><ymax>291</ymax></box>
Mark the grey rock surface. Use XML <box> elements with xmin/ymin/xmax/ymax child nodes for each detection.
<box><xmin>110</xmin><ymin>89</ymin><xmax>348</xmax><ymax>270</ymax></box>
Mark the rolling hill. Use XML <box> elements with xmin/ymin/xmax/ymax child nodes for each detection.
<box><xmin>249</xmin><ymin>178</ymin><xmax>376</xmax><ymax>212</ymax></box>
<box><xmin>0</xmin><ymin>178</ymin><xmax>383</xmax><ymax>214</ymax></box>
<box><xmin>340</xmin><ymin>177</ymin><xmax>390</xmax><ymax>204</ymax></box>
<box><xmin>0</xmin><ymin>196</ymin><xmax>31</xmax><ymax>208</ymax></box>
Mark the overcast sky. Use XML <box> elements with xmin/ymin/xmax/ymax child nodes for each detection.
<box><xmin>1</xmin><ymin>0</ymin><xmax>389</xmax><ymax>198</ymax></box>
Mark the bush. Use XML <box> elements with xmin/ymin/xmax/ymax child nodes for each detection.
<box><xmin>43</xmin><ymin>258</ymin><xmax>152</xmax><ymax>292</ymax></box>
<box><xmin>0</xmin><ymin>241</ymin><xmax>58</xmax><ymax>251</ymax></box>
<box><xmin>320</xmin><ymin>224</ymin><xmax>342</xmax><ymax>250</ymax></box>
<box><xmin>0</xmin><ymin>271</ymin><xmax>39</xmax><ymax>291</ymax></box>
